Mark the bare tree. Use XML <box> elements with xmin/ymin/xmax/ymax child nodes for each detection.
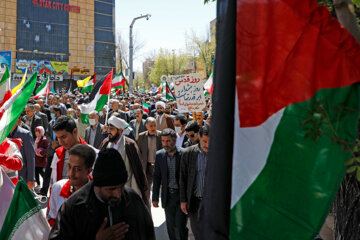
<box><xmin>186</xmin><ymin>29</ymin><xmax>215</xmax><ymax>78</ymax></box>
<box><xmin>115</xmin><ymin>31</ymin><xmax>146</xmax><ymax>73</ymax></box>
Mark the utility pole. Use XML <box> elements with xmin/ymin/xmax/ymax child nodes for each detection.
<box><xmin>129</xmin><ymin>14</ymin><xmax>151</xmax><ymax>93</ymax></box>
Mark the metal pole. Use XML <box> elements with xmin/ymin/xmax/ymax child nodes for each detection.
<box><xmin>129</xmin><ymin>14</ymin><xmax>151</xmax><ymax>93</ymax></box>
<box><xmin>129</xmin><ymin>25</ymin><xmax>134</xmax><ymax>93</ymax></box>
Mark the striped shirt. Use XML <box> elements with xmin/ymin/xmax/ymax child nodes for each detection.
<box><xmin>194</xmin><ymin>146</ymin><xmax>208</xmax><ymax>198</ymax></box>
<box><xmin>167</xmin><ymin>154</ymin><xmax>178</xmax><ymax>189</ymax></box>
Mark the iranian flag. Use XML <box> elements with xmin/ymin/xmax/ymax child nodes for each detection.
<box><xmin>78</xmin><ymin>70</ymin><xmax>113</xmax><ymax>124</ymax></box>
<box><xmin>112</xmin><ymin>71</ymin><xmax>125</xmax><ymax>90</ymax></box>
<box><xmin>0</xmin><ymin>68</ymin><xmax>12</xmax><ymax>108</ymax></box>
<box><xmin>203</xmin><ymin>71</ymin><xmax>213</xmax><ymax>95</ymax></box>
<box><xmin>33</xmin><ymin>76</ymin><xmax>50</xmax><ymax>99</ymax></box>
<box><xmin>142</xmin><ymin>102</ymin><xmax>150</xmax><ymax>114</ymax></box>
<box><xmin>200</xmin><ymin>0</ymin><xmax>360</xmax><ymax>239</ymax></box>
<box><xmin>0</xmin><ymin>72</ymin><xmax>37</xmax><ymax>144</ymax></box>
<box><xmin>0</xmin><ymin>179</ymin><xmax>50</xmax><ymax>239</ymax></box>
<box><xmin>81</xmin><ymin>74</ymin><xmax>96</xmax><ymax>94</ymax></box>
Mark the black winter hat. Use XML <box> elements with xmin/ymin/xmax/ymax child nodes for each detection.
<box><xmin>93</xmin><ymin>148</ymin><xmax>128</xmax><ymax>186</ymax></box>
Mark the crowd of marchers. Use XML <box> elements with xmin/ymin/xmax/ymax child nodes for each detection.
<box><xmin>0</xmin><ymin>88</ymin><xmax>212</xmax><ymax>240</ymax></box>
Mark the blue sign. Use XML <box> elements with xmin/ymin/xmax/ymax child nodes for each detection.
<box><xmin>0</xmin><ymin>51</ymin><xmax>12</xmax><ymax>71</ymax></box>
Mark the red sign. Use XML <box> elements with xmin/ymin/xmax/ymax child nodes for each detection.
<box><xmin>32</xmin><ymin>0</ymin><xmax>80</xmax><ymax>14</ymax></box>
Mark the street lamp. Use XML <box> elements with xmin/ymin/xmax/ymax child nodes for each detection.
<box><xmin>129</xmin><ymin>14</ymin><xmax>151</xmax><ymax>93</ymax></box>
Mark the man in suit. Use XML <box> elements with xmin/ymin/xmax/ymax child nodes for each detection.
<box><xmin>174</xmin><ymin>115</ymin><xmax>188</xmax><ymax>148</ymax></box>
<box><xmin>85</xmin><ymin>110</ymin><xmax>107</xmax><ymax>149</ymax></box>
<box><xmin>34</xmin><ymin>103</ymin><xmax>49</xmax><ymax>136</ymax></box>
<box><xmin>155</xmin><ymin>101</ymin><xmax>175</xmax><ymax>131</ymax></box>
<box><xmin>108</xmin><ymin>99</ymin><xmax>129</xmax><ymax>122</ymax></box>
<box><xmin>37</xmin><ymin>98</ymin><xmax>51</xmax><ymax>121</ymax></box>
<box><xmin>152</xmin><ymin>128</ymin><xmax>188</xmax><ymax>240</ymax></box>
<box><xmin>130</xmin><ymin>109</ymin><xmax>147</xmax><ymax>141</ymax></box>
<box><xmin>8</xmin><ymin>117</ymin><xmax>36</xmax><ymax>190</ymax></box>
<box><xmin>137</xmin><ymin>117</ymin><xmax>162</xmax><ymax>191</ymax></box>
<box><xmin>23</xmin><ymin>103</ymin><xmax>44</xmax><ymax>140</ymax></box>
<box><xmin>51</xmin><ymin>95</ymin><xmax>67</xmax><ymax>115</ymax></box>
<box><xmin>179</xmin><ymin>125</ymin><xmax>210</xmax><ymax>239</ymax></box>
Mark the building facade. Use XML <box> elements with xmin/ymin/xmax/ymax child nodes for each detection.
<box><xmin>0</xmin><ymin>0</ymin><xmax>115</xmax><ymax>90</ymax></box>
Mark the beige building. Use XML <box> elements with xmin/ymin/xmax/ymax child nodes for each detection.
<box><xmin>0</xmin><ymin>0</ymin><xmax>115</xmax><ymax>89</ymax></box>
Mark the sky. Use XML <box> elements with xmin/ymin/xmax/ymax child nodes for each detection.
<box><xmin>115</xmin><ymin>0</ymin><xmax>217</xmax><ymax>71</ymax></box>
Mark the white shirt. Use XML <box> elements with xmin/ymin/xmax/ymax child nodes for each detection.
<box><xmin>176</xmin><ymin>132</ymin><xmax>186</xmax><ymax>147</ymax></box>
<box><xmin>48</xmin><ymin>179</ymin><xmax>68</xmax><ymax>221</ymax></box>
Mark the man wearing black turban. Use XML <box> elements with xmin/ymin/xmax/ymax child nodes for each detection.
<box><xmin>49</xmin><ymin>148</ymin><xmax>155</xmax><ymax>240</ymax></box>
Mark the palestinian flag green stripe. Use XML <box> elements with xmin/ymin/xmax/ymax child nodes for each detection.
<box><xmin>230</xmin><ymin>85</ymin><xmax>360</xmax><ymax>239</ymax></box>
<box><xmin>81</xmin><ymin>85</ymin><xmax>93</xmax><ymax>93</ymax></box>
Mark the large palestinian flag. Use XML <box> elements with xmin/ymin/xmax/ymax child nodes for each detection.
<box><xmin>200</xmin><ymin>0</ymin><xmax>360</xmax><ymax>239</ymax></box>
<box><xmin>78</xmin><ymin>70</ymin><xmax>113</xmax><ymax>124</ymax></box>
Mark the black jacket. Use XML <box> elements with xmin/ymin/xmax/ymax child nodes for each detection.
<box><xmin>152</xmin><ymin>147</ymin><xmax>183</xmax><ymax>208</ymax></box>
<box><xmin>49</xmin><ymin>182</ymin><xmax>155</xmax><ymax>240</ymax></box>
<box><xmin>180</xmin><ymin>144</ymin><xmax>201</xmax><ymax>212</ymax></box>
<box><xmin>22</xmin><ymin>114</ymin><xmax>43</xmax><ymax>139</ymax></box>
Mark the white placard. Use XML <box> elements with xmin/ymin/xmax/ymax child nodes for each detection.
<box><xmin>173</xmin><ymin>73</ymin><xmax>206</xmax><ymax>113</ymax></box>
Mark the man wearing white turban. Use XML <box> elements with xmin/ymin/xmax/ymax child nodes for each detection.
<box><xmin>100</xmin><ymin>116</ymin><xmax>150</xmax><ymax>208</ymax></box>
<box><xmin>155</xmin><ymin>101</ymin><xmax>175</xmax><ymax>131</ymax></box>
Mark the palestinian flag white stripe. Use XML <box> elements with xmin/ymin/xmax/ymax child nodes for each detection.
<box><xmin>231</xmin><ymin>93</ymin><xmax>284</xmax><ymax>207</ymax></box>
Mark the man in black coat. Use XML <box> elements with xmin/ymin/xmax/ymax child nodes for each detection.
<box><xmin>152</xmin><ymin>129</ymin><xmax>188</xmax><ymax>240</ymax></box>
<box><xmin>34</xmin><ymin>103</ymin><xmax>49</xmax><ymax>136</ymax></box>
<box><xmin>49</xmin><ymin>148</ymin><xmax>155</xmax><ymax>240</ymax></box>
<box><xmin>179</xmin><ymin>125</ymin><xmax>210</xmax><ymax>239</ymax></box>
<box><xmin>23</xmin><ymin>103</ymin><xmax>44</xmax><ymax>140</ymax></box>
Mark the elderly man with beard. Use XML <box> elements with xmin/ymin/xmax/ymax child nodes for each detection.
<box><xmin>155</xmin><ymin>101</ymin><xmax>175</xmax><ymax>131</ymax></box>
<box><xmin>49</xmin><ymin>148</ymin><xmax>155</xmax><ymax>240</ymax></box>
<box><xmin>100</xmin><ymin>116</ymin><xmax>149</xmax><ymax>208</ymax></box>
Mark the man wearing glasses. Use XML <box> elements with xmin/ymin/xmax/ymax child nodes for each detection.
<box><xmin>183</xmin><ymin>121</ymin><xmax>200</xmax><ymax>148</ymax></box>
